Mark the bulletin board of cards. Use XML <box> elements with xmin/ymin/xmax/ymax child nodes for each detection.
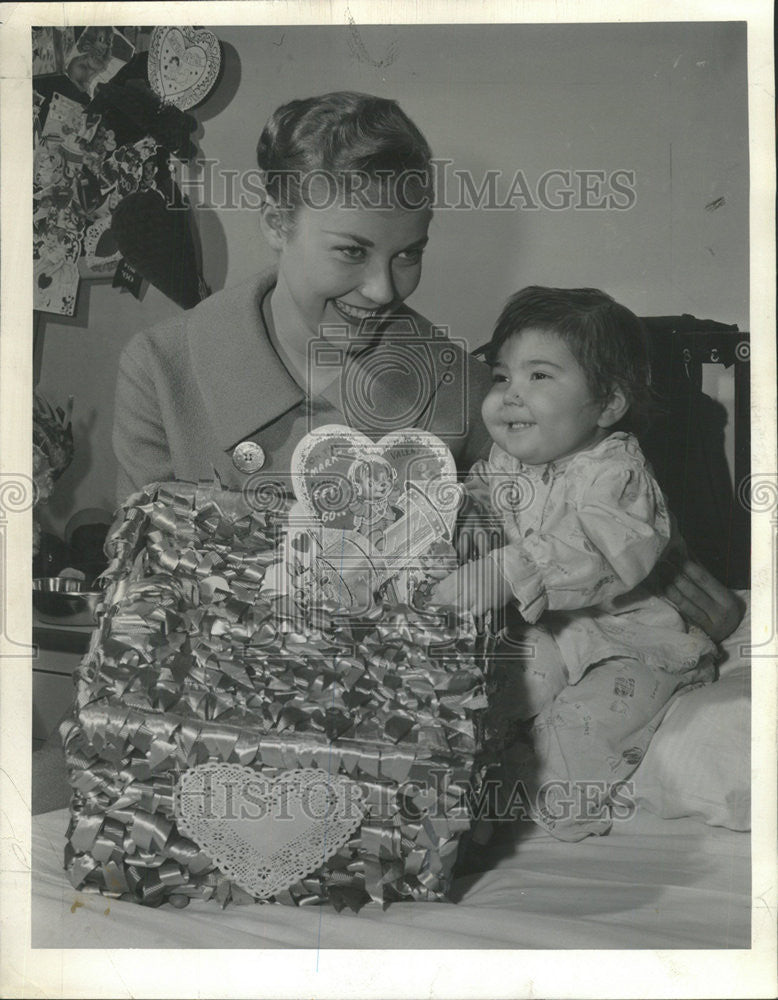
<box><xmin>32</xmin><ymin>25</ymin><xmax>222</xmax><ymax>317</ymax></box>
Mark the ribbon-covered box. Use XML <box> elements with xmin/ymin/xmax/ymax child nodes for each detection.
<box><xmin>63</xmin><ymin>480</ymin><xmax>488</xmax><ymax>910</ymax></box>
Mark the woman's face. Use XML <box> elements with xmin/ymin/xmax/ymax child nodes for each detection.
<box><xmin>271</xmin><ymin>187</ymin><xmax>431</xmax><ymax>338</ymax></box>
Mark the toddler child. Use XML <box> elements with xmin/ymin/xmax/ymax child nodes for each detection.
<box><xmin>433</xmin><ymin>286</ymin><xmax>718</xmax><ymax>841</ymax></box>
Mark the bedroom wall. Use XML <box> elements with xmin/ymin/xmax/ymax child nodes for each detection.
<box><xmin>35</xmin><ymin>20</ymin><xmax>749</xmax><ymax>535</ymax></box>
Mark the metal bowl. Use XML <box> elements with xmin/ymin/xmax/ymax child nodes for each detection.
<box><xmin>33</xmin><ymin>577</ymin><xmax>103</xmax><ymax>626</ymax></box>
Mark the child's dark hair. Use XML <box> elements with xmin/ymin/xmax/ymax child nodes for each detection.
<box><xmin>483</xmin><ymin>286</ymin><xmax>655</xmax><ymax>434</ymax></box>
<box><xmin>256</xmin><ymin>92</ymin><xmax>433</xmax><ymax>217</ymax></box>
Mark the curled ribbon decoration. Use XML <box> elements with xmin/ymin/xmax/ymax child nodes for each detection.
<box><xmin>64</xmin><ymin>479</ymin><xmax>492</xmax><ymax>909</ymax></box>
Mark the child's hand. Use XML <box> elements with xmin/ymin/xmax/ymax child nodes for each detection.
<box><xmin>455</xmin><ymin>501</ymin><xmax>504</xmax><ymax>564</ymax></box>
<box><xmin>430</xmin><ymin>555</ymin><xmax>512</xmax><ymax>616</ymax></box>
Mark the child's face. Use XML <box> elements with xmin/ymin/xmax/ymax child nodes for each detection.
<box><xmin>269</xmin><ymin>182</ymin><xmax>431</xmax><ymax>338</ymax></box>
<box><xmin>482</xmin><ymin>329</ymin><xmax>611</xmax><ymax>465</ymax></box>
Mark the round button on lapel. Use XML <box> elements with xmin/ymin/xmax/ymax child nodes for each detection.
<box><xmin>232</xmin><ymin>441</ymin><xmax>266</xmax><ymax>473</ymax></box>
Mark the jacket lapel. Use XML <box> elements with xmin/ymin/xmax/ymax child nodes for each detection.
<box><xmin>187</xmin><ymin>272</ymin><xmax>305</xmax><ymax>451</ymax></box>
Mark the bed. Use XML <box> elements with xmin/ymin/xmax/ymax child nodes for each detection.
<box><xmin>30</xmin><ymin>593</ymin><xmax>752</xmax><ymax>951</ymax></box>
<box><xmin>31</xmin><ymin>807</ymin><xmax>749</xmax><ymax>950</ymax></box>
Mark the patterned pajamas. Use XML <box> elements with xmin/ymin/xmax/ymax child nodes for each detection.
<box><xmin>466</xmin><ymin>433</ymin><xmax>717</xmax><ymax>841</ymax></box>
<box><xmin>488</xmin><ymin>628</ymin><xmax>714</xmax><ymax>840</ymax></box>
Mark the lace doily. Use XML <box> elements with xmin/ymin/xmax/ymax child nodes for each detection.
<box><xmin>176</xmin><ymin>764</ymin><xmax>366</xmax><ymax>899</ymax></box>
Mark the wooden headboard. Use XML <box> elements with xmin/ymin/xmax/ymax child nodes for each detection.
<box><xmin>639</xmin><ymin>315</ymin><xmax>750</xmax><ymax>590</ymax></box>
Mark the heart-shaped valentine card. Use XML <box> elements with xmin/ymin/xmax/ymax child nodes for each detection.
<box><xmin>286</xmin><ymin>425</ymin><xmax>463</xmax><ymax>612</ymax></box>
<box><xmin>291</xmin><ymin>424</ymin><xmax>461</xmax><ymax>539</ymax></box>
<box><xmin>176</xmin><ymin>764</ymin><xmax>365</xmax><ymax>900</ymax></box>
<box><xmin>148</xmin><ymin>26</ymin><xmax>222</xmax><ymax>110</ymax></box>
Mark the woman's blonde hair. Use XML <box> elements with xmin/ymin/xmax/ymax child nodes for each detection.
<box><xmin>256</xmin><ymin>92</ymin><xmax>433</xmax><ymax>218</ymax></box>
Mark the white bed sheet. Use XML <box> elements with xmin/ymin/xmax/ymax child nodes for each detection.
<box><xmin>32</xmin><ymin>806</ymin><xmax>749</xmax><ymax>950</ymax></box>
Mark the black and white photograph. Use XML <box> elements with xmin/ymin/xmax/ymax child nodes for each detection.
<box><xmin>1</xmin><ymin>3</ymin><xmax>775</xmax><ymax>998</ymax></box>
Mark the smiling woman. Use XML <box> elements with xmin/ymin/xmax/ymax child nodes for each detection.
<box><xmin>112</xmin><ymin>91</ymin><xmax>492</xmax><ymax>501</ymax></box>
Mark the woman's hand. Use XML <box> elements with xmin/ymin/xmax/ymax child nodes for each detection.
<box><xmin>431</xmin><ymin>555</ymin><xmax>512</xmax><ymax>616</ymax></box>
<box><xmin>653</xmin><ymin>551</ymin><xmax>745</xmax><ymax>642</ymax></box>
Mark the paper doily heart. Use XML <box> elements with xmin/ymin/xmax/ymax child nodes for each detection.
<box><xmin>148</xmin><ymin>26</ymin><xmax>221</xmax><ymax>110</ymax></box>
<box><xmin>82</xmin><ymin>215</ymin><xmax>121</xmax><ymax>275</ymax></box>
<box><xmin>176</xmin><ymin>765</ymin><xmax>365</xmax><ymax>900</ymax></box>
<box><xmin>291</xmin><ymin>424</ymin><xmax>461</xmax><ymax>538</ymax></box>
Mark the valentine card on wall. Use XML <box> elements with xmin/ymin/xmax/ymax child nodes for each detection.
<box><xmin>32</xmin><ymin>26</ymin><xmax>76</xmax><ymax>76</ymax></box>
<box><xmin>64</xmin><ymin>27</ymin><xmax>135</xmax><ymax>97</ymax></box>
<box><xmin>32</xmin><ymin>26</ymin><xmax>225</xmax><ymax>315</ymax></box>
<box><xmin>147</xmin><ymin>26</ymin><xmax>222</xmax><ymax>110</ymax></box>
<box><xmin>79</xmin><ymin>215</ymin><xmax>122</xmax><ymax>277</ymax></box>
<box><xmin>33</xmin><ymin>225</ymin><xmax>81</xmax><ymax>316</ymax></box>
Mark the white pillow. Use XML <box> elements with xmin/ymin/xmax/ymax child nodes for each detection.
<box><xmin>631</xmin><ymin>592</ymin><xmax>751</xmax><ymax>830</ymax></box>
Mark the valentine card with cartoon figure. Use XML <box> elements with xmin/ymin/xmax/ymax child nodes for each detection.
<box><xmin>274</xmin><ymin>425</ymin><xmax>463</xmax><ymax>614</ymax></box>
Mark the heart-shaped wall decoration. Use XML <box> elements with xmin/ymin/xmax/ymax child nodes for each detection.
<box><xmin>147</xmin><ymin>26</ymin><xmax>222</xmax><ymax>111</ymax></box>
<box><xmin>81</xmin><ymin>215</ymin><xmax>122</xmax><ymax>276</ymax></box>
<box><xmin>176</xmin><ymin>764</ymin><xmax>365</xmax><ymax>900</ymax></box>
